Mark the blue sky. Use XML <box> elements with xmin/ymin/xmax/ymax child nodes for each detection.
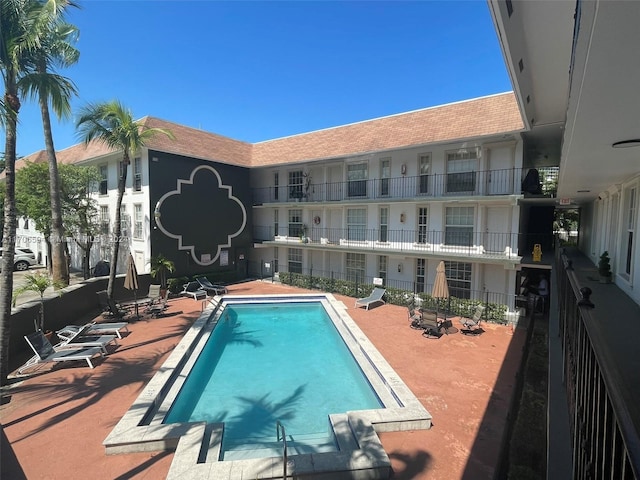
<box><xmin>12</xmin><ymin>0</ymin><xmax>512</xmax><ymax>158</ymax></box>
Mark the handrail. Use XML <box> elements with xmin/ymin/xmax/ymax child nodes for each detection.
<box><xmin>276</xmin><ymin>420</ymin><xmax>287</xmax><ymax>479</ymax></box>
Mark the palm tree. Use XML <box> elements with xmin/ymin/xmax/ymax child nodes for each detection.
<box><xmin>149</xmin><ymin>254</ymin><xmax>175</xmax><ymax>290</ymax></box>
<box><xmin>76</xmin><ymin>101</ymin><xmax>174</xmax><ymax>300</ymax></box>
<box><xmin>12</xmin><ymin>272</ymin><xmax>63</xmax><ymax>333</ymax></box>
<box><xmin>0</xmin><ymin>0</ymin><xmax>44</xmax><ymax>380</ymax></box>
<box><xmin>19</xmin><ymin>0</ymin><xmax>79</xmax><ymax>287</ymax></box>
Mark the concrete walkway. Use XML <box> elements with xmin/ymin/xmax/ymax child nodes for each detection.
<box><xmin>1</xmin><ymin>281</ymin><xmax>527</xmax><ymax>479</ymax></box>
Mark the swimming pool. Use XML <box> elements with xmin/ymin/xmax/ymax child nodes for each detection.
<box><xmin>104</xmin><ymin>294</ymin><xmax>432</xmax><ymax>479</ymax></box>
<box><xmin>163</xmin><ymin>302</ymin><xmax>383</xmax><ymax>458</ymax></box>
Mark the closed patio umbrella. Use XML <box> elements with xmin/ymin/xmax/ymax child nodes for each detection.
<box><xmin>432</xmin><ymin>261</ymin><xmax>455</xmax><ymax>333</ymax></box>
<box><xmin>124</xmin><ymin>254</ymin><xmax>140</xmax><ymax>319</ymax></box>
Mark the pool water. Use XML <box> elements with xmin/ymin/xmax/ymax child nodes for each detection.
<box><xmin>164</xmin><ymin>302</ymin><xmax>383</xmax><ymax>456</ymax></box>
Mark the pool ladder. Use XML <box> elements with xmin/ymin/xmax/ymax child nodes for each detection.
<box><xmin>276</xmin><ymin>420</ymin><xmax>288</xmax><ymax>479</ymax></box>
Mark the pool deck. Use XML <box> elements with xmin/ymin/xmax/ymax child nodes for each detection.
<box><xmin>1</xmin><ymin>280</ymin><xmax>526</xmax><ymax>480</ymax></box>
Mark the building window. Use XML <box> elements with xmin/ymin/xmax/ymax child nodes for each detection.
<box><xmin>445</xmin><ymin>261</ymin><xmax>472</xmax><ymax>298</ymax></box>
<box><xmin>273</xmin><ymin>247</ymin><xmax>279</xmax><ymax>273</ymax></box>
<box><xmin>379</xmin><ymin>206</ymin><xmax>388</xmax><ymax>242</ymax></box>
<box><xmin>119</xmin><ymin>161</ymin><xmax>127</xmax><ymax>180</ymax></box>
<box><xmin>446</xmin><ymin>149</ymin><xmax>478</xmax><ymax>193</ymax></box>
<box><xmin>133</xmin><ymin>204</ymin><xmax>143</xmax><ymax>239</ymax></box>
<box><xmin>99</xmin><ymin>165</ymin><xmax>108</xmax><ymax>195</ymax></box>
<box><xmin>416</xmin><ymin>258</ymin><xmax>426</xmax><ymax>292</ymax></box>
<box><xmin>274</xmin><ymin>209</ymin><xmax>280</xmax><ymax>237</ymax></box>
<box><xmin>418</xmin><ymin>154</ymin><xmax>430</xmax><ymax>194</ymax></box>
<box><xmin>120</xmin><ymin>205</ymin><xmax>129</xmax><ymax>234</ymax></box>
<box><xmin>346</xmin><ymin>252</ymin><xmax>365</xmax><ymax>283</ymax></box>
<box><xmin>100</xmin><ymin>206</ymin><xmax>109</xmax><ymax>234</ymax></box>
<box><xmin>378</xmin><ymin>255</ymin><xmax>387</xmax><ymax>283</ymax></box>
<box><xmin>288</xmin><ymin>209</ymin><xmax>303</xmax><ymax>237</ymax></box>
<box><xmin>348</xmin><ymin>163</ymin><xmax>367</xmax><ymax>197</ymax></box>
<box><xmin>347</xmin><ymin>208</ymin><xmax>367</xmax><ymax>241</ymax></box>
<box><xmin>445</xmin><ymin>206</ymin><xmax>474</xmax><ymax>246</ymax></box>
<box><xmin>624</xmin><ymin>186</ymin><xmax>637</xmax><ymax>276</ymax></box>
<box><xmin>380</xmin><ymin>158</ymin><xmax>391</xmax><ymax>196</ymax></box>
<box><xmin>274</xmin><ymin>172</ymin><xmax>279</xmax><ymax>201</ymax></box>
<box><xmin>133</xmin><ymin>158</ymin><xmax>142</xmax><ymax>192</ymax></box>
<box><xmin>288</xmin><ymin>248</ymin><xmax>302</xmax><ymax>274</ymax></box>
<box><xmin>417</xmin><ymin>207</ymin><xmax>428</xmax><ymax>244</ymax></box>
<box><xmin>23</xmin><ymin>217</ymin><xmax>29</xmax><ymax>230</ymax></box>
<box><xmin>288</xmin><ymin>170</ymin><xmax>303</xmax><ymax>200</ymax></box>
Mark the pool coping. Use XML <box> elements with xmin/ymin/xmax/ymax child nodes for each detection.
<box><xmin>103</xmin><ymin>293</ymin><xmax>432</xmax><ymax>479</ymax></box>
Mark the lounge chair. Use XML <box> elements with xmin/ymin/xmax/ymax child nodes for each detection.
<box><xmin>195</xmin><ymin>277</ymin><xmax>228</xmax><ymax>295</ymax></box>
<box><xmin>57</xmin><ymin>321</ymin><xmax>129</xmax><ymax>340</ymax></box>
<box><xmin>460</xmin><ymin>305</ymin><xmax>486</xmax><ymax>335</ymax></box>
<box><xmin>355</xmin><ymin>287</ymin><xmax>386</xmax><ymax>310</ymax></box>
<box><xmin>97</xmin><ymin>290</ymin><xmax>131</xmax><ymax>319</ymax></box>
<box><xmin>181</xmin><ymin>281</ymin><xmax>207</xmax><ymax>300</ymax></box>
<box><xmin>19</xmin><ymin>331</ymin><xmax>104</xmax><ymax>373</ymax></box>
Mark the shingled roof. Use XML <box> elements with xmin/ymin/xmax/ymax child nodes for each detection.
<box><xmin>16</xmin><ymin>92</ymin><xmax>523</xmax><ymax>170</ymax></box>
<box><xmin>251</xmin><ymin>92</ymin><xmax>524</xmax><ymax>166</ymax></box>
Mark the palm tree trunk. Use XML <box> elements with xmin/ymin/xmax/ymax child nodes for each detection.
<box><xmin>0</xmin><ymin>87</ymin><xmax>20</xmax><ymax>381</ymax></box>
<box><xmin>39</xmin><ymin>73</ymin><xmax>69</xmax><ymax>286</ymax></box>
<box><xmin>107</xmin><ymin>154</ymin><xmax>129</xmax><ymax>299</ymax></box>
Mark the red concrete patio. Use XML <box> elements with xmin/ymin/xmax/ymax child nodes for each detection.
<box><xmin>1</xmin><ymin>280</ymin><xmax>526</xmax><ymax>479</ymax></box>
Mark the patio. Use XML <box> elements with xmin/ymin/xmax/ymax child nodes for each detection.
<box><xmin>1</xmin><ymin>280</ymin><xmax>526</xmax><ymax>479</ymax></box>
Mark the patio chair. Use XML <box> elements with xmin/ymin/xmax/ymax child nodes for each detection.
<box><xmin>355</xmin><ymin>287</ymin><xmax>386</xmax><ymax>310</ymax></box>
<box><xmin>57</xmin><ymin>321</ymin><xmax>129</xmax><ymax>340</ymax></box>
<box><xmin>460</xmin><ymin>305</ymin><xmax>486</xmax><ymax>335</ymax></box>
<box><xmin>145</xmin><ymin>294</ymin><xmax>169</xmax><ymax>318</ymax></box>
<box><xmin>97</xmin><ymin>290</ymin><xmax>131</xmax><ymax>319</ymax></box>
<box><xmin>420</xmin><ymin>313</ymin><xmax>443</xmax><ymax>339</ymax></box>
<box><xmin>19</xmin><ymin>331</ymin><xmax>104</xmax><ymax>374</ymax></box>
<box><xmin>195</xmin><ymin>277</ymin><xmax>228</xmax><ymax>295</ymax></box>
<box><xmin>180</xmin><ymin>281</ymin><xmax>207</xmax><ymax>300</ymax></box>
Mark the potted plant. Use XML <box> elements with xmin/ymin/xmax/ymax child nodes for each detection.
<box><xmin>12</xmin><ymin>272</ymin><xmax>64</xmax><ymax>338</ymax></box>
<box><xmin>149</xmin><ymin>254</ymin><xmax>176</xmax><ymax>295</ymax></box>
<box><xmin>598</xmin><ymin>251</ymin><xmax>612</xmax><ymax>283</ymax></box>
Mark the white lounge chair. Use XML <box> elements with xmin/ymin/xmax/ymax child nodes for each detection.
<box><xmin>355</xmin><ymin>287</ymin><xmax>386</xmax><ymax>310</ymax></box>
<box><xmin>181</xmin><ymin>281</ymin><xmax>207</xmax><ymax>300</ymax></box>
<box><xmin>195</xmin><ymin>277</ymin><xmax>228</xmax><ymax>295</ymax></box>
<box><xmin>57</xmin><ymin>321</ymin><xmax>129</xmax><ymax>340</ymax></box>
<box><xmin>19</xmin><ymin>331</ymin><xmax>104</xmax><ymax>374</ymax></box>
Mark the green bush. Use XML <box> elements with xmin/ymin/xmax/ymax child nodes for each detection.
<box><xmin>278</xmin><ymin>273</ymin><xmax>510</xmax><ymax>323</ymax></box>
<box><xmin>167</xmin><ymin>276</ymin><xmax>189</xmax><ymax>294</ymax></box>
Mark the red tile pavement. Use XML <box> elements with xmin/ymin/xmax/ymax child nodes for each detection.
<box><xmin>0</xmin><ymin>281</ymin><xmax>525</xmax><ymax>479</ymax></box>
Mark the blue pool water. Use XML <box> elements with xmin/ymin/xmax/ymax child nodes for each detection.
<box><xmin>164</xmin><ymin>301</ymin><xmax>382</xmax><ymax>454</ymax></box>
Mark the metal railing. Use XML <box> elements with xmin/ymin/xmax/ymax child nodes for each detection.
<box><xmin>253</xmin><ymin>225</ymin><xmax>553</xmax><ymax>260</ymax></box>
<box><xmin>252</xmin><ymin>167</ymin><xmax>559</xmax><ymax>205</ymax></box>
<box><xmin>276</xmin><ymin>421</ymin><xmax>287</xmax><ymax>479</ymax></box>
<box><xmin>557</xmin><ymin>250</ymin><xmax>640</xmax><ymax>478</ymax></box>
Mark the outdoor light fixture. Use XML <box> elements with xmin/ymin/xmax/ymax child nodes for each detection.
<box><xmin>612</xmin><ymin>139</ymin><xmax>640</xmax><ymax>148</ymax></box>
<box><xmin>398</xmin><ymin>263</ymin><xmax>403</xmax><ymax>273</ymax></box>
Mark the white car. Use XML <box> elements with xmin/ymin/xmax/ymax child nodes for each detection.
<box><xmin>0</xmin><ymin>247</ymin><xmax>38</xmax><ymax>271</ymax></box>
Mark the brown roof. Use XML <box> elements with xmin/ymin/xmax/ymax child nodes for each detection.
<box><xmin>252</xmin><ymin>92</ymin><xmax>524</xmax><ymax>166</ymax></box>
<box><xmin>17</xmin><ymin>92</ymin><xmax>523</xmax><ymax>169</ymax></box>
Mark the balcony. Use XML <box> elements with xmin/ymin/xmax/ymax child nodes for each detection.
<box><xmin>252</xmin><ymin>167</ymin><xmax>559</xmax><ymax>205</ymax></box>
<box><xmin>253</xmin><ymin>226</ymin><xmax>552</xmax><ymax>262</ymax></box>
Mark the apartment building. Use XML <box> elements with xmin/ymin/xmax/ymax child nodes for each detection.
<box><xmin>16</xmin><ymin>92</ymin><xmax>553</xmax><ymax>317</ymax></box>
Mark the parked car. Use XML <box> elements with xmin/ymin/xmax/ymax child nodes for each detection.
<box><xmin>0</xmin><ymin>247</ymin><xmax>38</xmax><ymax>271</ymax></box>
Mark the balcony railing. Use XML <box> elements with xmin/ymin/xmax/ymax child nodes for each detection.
<box><xmin>253</xmin><ymin>168</ymin><xmax>532</xmax><ymax>205</ymax></box>
<box><xmin>557</xmin><ymin>249</ymin><xmax>640</xmax><ymax>478</ymax></box>
<box><xmin>253</xmin><ymin>226</ymin><xmax>552</xmax><ymax>259</ymax></box>
<box><xmin>254</xmin><ymin>167</ymin><xmax>560</xmax><ymax>205</ymax></box>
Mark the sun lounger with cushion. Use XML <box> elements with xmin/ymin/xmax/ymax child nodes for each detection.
<box><xmin>195</xmin><ymin>277</ymin><xmax>228</xmax><ymax>295</ymax></box>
